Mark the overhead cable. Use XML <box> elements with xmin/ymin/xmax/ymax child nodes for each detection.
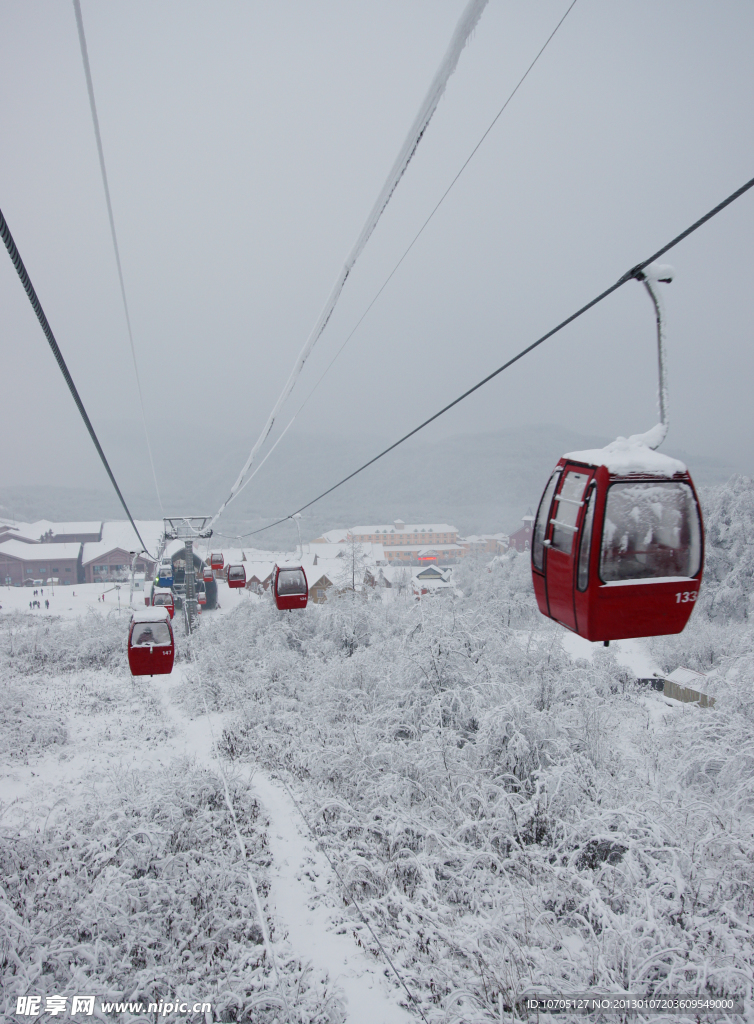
<box><xmin>249</xmin><ymin>0</ymin><xmax>579</xmax><ymax>464</ymax></box>
<box><xmin>73</xmin><ymin>0</ymin><xmax>165</xmax><ymax>515</ymax></box>
<box><xmin>238</xmin><ymin>172</ymin><xmax>754</xmax><ymax>538</ymax></box>
<box><xmin>208</xmin><ymin>0</ymin><xmax>490</xmax><ymax>532</ymax></box>
<box><xmin>0</xmin><ymin>206</ymin><xmax>156</xmax><ymax>558</ymax></box>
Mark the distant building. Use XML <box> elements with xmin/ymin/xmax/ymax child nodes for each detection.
<box><xmin>82</xmin><ymin>522</ymin><xmax>163</xmax><ymax>583</ymax></box>
<box><xmin>0</xmin><ymin>540</ymin><xmax>83</xmax><ymax>586</ymax></box>
<box><xmin>0</xmin><ymin>519</ymin><xmax>163</xmax><ymax>585</ymax></box>
<box><xmin>459</xmin><ymin>534</ymin><xmax>508</xmax><ymax>556</ymax></box>
<box><xmin>0</xmin><ymin>520</ymin><xmax>103</xmax><ymax>546</ymax></box>
<box><xmin>413</xmin><ymin>564</ymin><xmax>453</xmax><ymax>596</ymax></box>
<box><xmin>308</xmin><ymin>572</ymin><xmax>334</xmax><ymax>603</ymax></box>
<box><xmin>508</xmin><ymin>510</ymin><xmax>535</xmax><ymax>553</ymax></box>
<box><xmin>313</xmin><ymin>520</ymin><xmax>463</xmax><ymax>565</ymax></box>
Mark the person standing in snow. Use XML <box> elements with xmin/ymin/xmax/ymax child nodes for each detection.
<box><xmin>45</xmin><ymin>599</ymin><xmax>49</xmax><ymax>610</ymax></box>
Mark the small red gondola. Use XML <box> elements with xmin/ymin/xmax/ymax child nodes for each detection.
<box><xmin>152</xmin><ymin>586</ymin><xmax>175</xmax><ymax>619</ymax></box>
<box><xmin>210</xmin><ymin>553</ymin><xmax>224</xmax><ymax>571</ymax></box>
<box><xmin>227</xmin><ymin>564</ymin><xmax>246</xmax><ymax>589</ymax></box>
<box><xmin>532</xmin><ymin>443</ymin><xmax>704</xmax><ymax>642</ymax></box>
<box><xmin>202</xmin><ymin>565</ymin><xmax>214</xmax><ymax>582</ymax></box>
<box><xmin>196</xmin><ymin>580</ymin><xmax>207</xmax><ymax>606</ymax></box>
<box><xmin>273</xmin><ymin>564</ymin><xmax>308</xmax><ymax>611</ymax></box>
<box><xmin>128</xmin><ymin>607</ymin><xmax>175</xmax><ymax>676</ymax></box>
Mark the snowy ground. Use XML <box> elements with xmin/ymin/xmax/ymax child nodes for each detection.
<box><xmin>2</xmin><ymin>528</ymin><xmax>753</xmax><ymax>1022</ymax></box>
<box><xmin>0</xmin><ymin>607</ymin><xmax>421</xmax><ymax>1022</ymax></box>
<box><xmin>0</xmin><ymin>579</ymin><xmax>256</xmax><ymax>621</ymax></box>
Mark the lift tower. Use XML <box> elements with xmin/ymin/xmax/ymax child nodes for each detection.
<box><xmin>162</xmin><ymin>517</ymin><xmax>212</xmax><ymax>633</ymax></box>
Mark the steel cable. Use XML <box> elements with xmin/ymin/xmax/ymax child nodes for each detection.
<box><xmin>241</xmin><ymin>0</ymin><xmax>580</xmax><ymax>477</ymax></box>
<box><xmin>236</xmin><ymin>172</ymin><xmax>754</xmax><ymax>538</ymax></box>
<box><xmin>0</xmin><ymin>206</ymin><xmax>156</xmax><ymax>559</ymax></box>
<box><xmin>208</xmin><ymin>0</ymin><xmax>490</xmax><ymax>531</ymax></box>
<box><xmin>73</xmin><ymin>0</ymin><xmax>165</xmax><ymax>516</ymax></box>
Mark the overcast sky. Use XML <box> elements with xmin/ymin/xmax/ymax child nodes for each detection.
<box><xmin>2</xmin><ymin>1</ymin><xmax>753</xmax><ymax>513</ymax></box>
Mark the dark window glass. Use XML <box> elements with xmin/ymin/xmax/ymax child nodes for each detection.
<box><xmin>229</xmin><ymin>567</ymin><xmax>245</xmax><ymax>580</ymax></box>
<box><xmin>600</xmin><ymin>481</ymin><xmax>702</xmax><ymax>582</ymax></box>
<box><xmin>532</xmin><ymin>472</ymin><xmax>559</xmax><ymax>570</ymax></box>
<box><xmin>132</xmin><ymin>621</ymin><xmax>171</xmax><ymax>646</ymax></box>
<box><xmin>277</xmin><ymin>569</ymin><xmax>307</xmax><ymax>595</ymax></box>
<box><xmin>577</xmin><ymin>486</ymin><xmax>596</xmax><ymax>591</ymax></box>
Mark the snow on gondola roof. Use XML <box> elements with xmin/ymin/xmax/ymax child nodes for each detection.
<box><xmin>565</xmin><ymin>430</ymin><xmax>687</xmax><ymax>477</ymax></box>
<box><xmin>131</xmin><ymin>606</ymin><xmax>171</xmax><ymax>623</ymax></box>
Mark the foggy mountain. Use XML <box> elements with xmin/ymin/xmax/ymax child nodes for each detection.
<box><xmin>1</xmin><ymin>424</ymin><xmax>739</xmax><ymax>550</ymax></box>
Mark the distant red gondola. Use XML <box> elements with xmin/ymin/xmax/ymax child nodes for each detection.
<box><xmin>273</xmin><ymin>564</ymin><xmax>308</xmax><ymax>611</ymax></box>
<box><xmin>128</xmin><ymin>607</ymin><xmax>175</xmax><ymax>676</ymax></box>
<box><xmin>152</xmin><ymin>586</ymin><xmax>175</xmax><ymax>618</ymax></box>
<box><xmin>532</xmin><ymin>445</ymin><xmax>704</xmax><ymax>642</ymax></box>
<box><xmin>196</xmin><ymin>580</ymin><xmax>207</xmax><ymax>606</ymax></box>
<box><xmin>210</xmin><ymin>553</ymin><xmax>224</xmax><ymax>571</ymax></box>
<box><xmin>202</xmin><ymin>565</ymin><xmax>214</xmax><ymax>582</ymax></box>
<box><xmin>227</xmin><ymin>564</ymin><xmax>246</xmax><ymax>589</ymax></box>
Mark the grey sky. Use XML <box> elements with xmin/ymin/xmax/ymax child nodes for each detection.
<box><xmin>2</xmin><ymin>1</ymin><xmax>753</xmax><ymax>509</ymax></box>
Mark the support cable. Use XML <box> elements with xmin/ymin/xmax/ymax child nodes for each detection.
<box><xmin>73</xmin><ymin>0</ymin><xmax>165</xmax><ymax>515</ymax></box>
<box><xmin>208</xmin><ymin>0</ymin><xmax>490</xmax><ymax>532</ymax></box>
<box><xmin>0</xmin><ymin>206</ymin><xmax>156</xmax><ymax>559</ymax></box>
<box><xmin>236</xmin><ymin>172</ymin><xmax>754</xmax><ymax>538</ymax></box>
<box><xmin>235</xmin><ymin>0</ymin><xmax>580</xmax><ymax>483</ymax></box>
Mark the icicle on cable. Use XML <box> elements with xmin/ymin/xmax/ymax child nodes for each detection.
<box><xmin>208</xmin><ymin>0</ymin><xmax>489</xmax><ymax>531</ymax></box>
<box><xmin>73</xmin><ymin>0</ymin><xmax>164</xmax><ymax>515</ymax></box>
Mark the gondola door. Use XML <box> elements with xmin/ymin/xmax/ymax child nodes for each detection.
<box><xmin>543</xmin><ymin>466</ymin><xmax>592</xmax><ymax>631</ymax></box>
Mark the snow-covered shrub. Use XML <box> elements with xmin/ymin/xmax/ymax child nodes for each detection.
<box><xmin>183</xmin><ymin>552</ymin><xmax>754</xmax><ymax>1021</ymax></box>
<box><xmin>0</xmin><ymin>760</ymin><xmax>345</xmax><ymax>1023</ymax></box>
<box><xmin>697</xmin><ymin>475</ymin><xmax>754</xmax><ymax>622</ymax></box>
<box><xmin>0</xmin><ymin>611</ymin><xmax>127</xmax><ymax>675</ymax></box>
<box><xmin>0</xmin><ymin>682</ymin><xmax>67</xmax><ymax>759</ymax></box>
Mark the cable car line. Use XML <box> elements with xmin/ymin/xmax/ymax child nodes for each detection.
<box><xmin>236</xmin><ymin>172</ymin><xmax>754</xmax><ymax>539</ymax></box>
<box><xmin>73</xmin><ymin>0</ymin><xmax>165</xmax><ymax>516</ymax></box>
<box><xmin>0</xmin><ymin>206</ymin><xmax>156</xmax><ymax>560</ymax></box>
<box><xmin>246</xmin><ymin>0</ymin><xmax>580</xmax><ymax>474</ymax></box>
<box><xmin>218</xmin><ymin>0</ymin><xmax>579</xmax><ymax>514</ymax></box>
<box><xmin>208</xmin><ymin>0</ymin><xmax>490</xmax><ymax>533</ymax></box>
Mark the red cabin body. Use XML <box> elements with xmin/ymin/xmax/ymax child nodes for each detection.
<box><xmin>531</xmin><ymin>453</ymin><xmax>704</xmax><ymax>642</ymax></box>
<box><xmin>196</xmin><ymin>581</ymin><xmax>207</xmax><ymax>606</ymax></box>
<box><xmin>273</xmin><ymin>564</ymin><xmax>308</xmax><ymax>611</ymax></box>
<box><xmin>227</xmin><ymin>564</ymin><xmax>246</xmax><ymax>589</ymax></box>
<box><xmin>128</xmin><ymin>608</ymin><xmax>175</xmax><ymax>676</ymax></box>
<box><xmin>210</xmin><ymin>553</ymin><xmax>224</xmax><ymax>571</ymax></box>
<box><xmin>152</xmin><ymin>587</ymin><xmax>175</xmax><ymax>619</ymax></box>
<box><xmin>202</xmin><ymin>565</ymin><xmax>214</xmax><ymax>582</ymax></box>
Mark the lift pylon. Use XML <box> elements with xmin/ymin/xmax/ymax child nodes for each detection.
<box><xmin>162</xmin><ymin>517</ymin><xmax>213</xmax><ymax>633</ymax></box>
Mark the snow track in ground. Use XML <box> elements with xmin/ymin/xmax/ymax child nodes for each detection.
<box><xmin>252</xmin><ymin>772</ymin><xmax>417</xmax><ymax>1024</ymax></box>
<box><xmin>159</xmin><ymin>666</ymin><xmax>417</xmax><ymax>1022</ymax></box>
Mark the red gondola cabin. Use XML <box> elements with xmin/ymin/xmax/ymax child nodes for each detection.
<box><xmin>273</xmin><ymin>564</ymin><xmax>308</xmax><ymax>611</ymax></box>
<box><xmin>531</xmin><ymin>441</ymin><xmax>704</xmax><ymax>642</ymax></box>
<box><xmin>128</xmin><ymin>607</ymin><xmax>175</xmax><ymax>676</ymax></box>
<box><xmin>202</xmin><ymin>565</ymin><xmax>214</xmax><ymax>582</ymax></box>
<box><xmin>151</xmin><ymin>586</ymin><xmax>175</xmax><ymax>619</ymax></box>
<box><xmin>227</xmin><ymin>564</ymin><xmax>246</xmax><ymax>589</ymax></box>
<box><xmin>196</xmin><ymin>581</ymin><xmax>207</xmax><ymax>606</ymax></box>
<box><xmin>210</xmin><ymin>553</ymin><xmax>224</xmax><ymax>571</ymax></box>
